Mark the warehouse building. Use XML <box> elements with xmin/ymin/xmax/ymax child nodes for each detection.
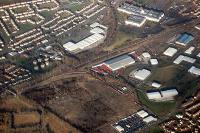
<box><xmin>136</xmin><ymin>110</ymin><xmax>149</xmax><ymax>118</ymax></box>
<box><xmin>92</xmin><ymin>54</ymin><xmax>136</xmax><ymax>73</ymax></box>
<box><xmin>163</xmin><ymin>47</ymin><xmax>177</xmax><ymax>57</ymax></box>
<box><xmin>146</xmin><ymin>88</ymin><xmax>178</xmax><ymax>101</ymax></box>
<box><xmin>63</xmin><ymin>22</ymin><xmax>107</xmax><ymax>53</ymax></box>
<box><xmin>104</xmin><ymin>54</ymin><xmax>135</xmax><ymax>71</ymax></box>
<box><xmin>143</xmin><ymin>116</ymin><xmax>157</xmax><ymax>124</ymax></box>
<box><xmin>185</xmin><ymin>46</ymin><xmax>195</xmax><ymax>55</ymax></box>
<box><xmin>188</xmin><ymin>66</ymin><xmax>200</xmax><ymax>76</ymax></box>
<box><xmin>125</xmin><ymin>15</ymin><xmax>146</xmax><ymax>27</ymax></box>
<box><xmin>151</xmin><ymin>82</ymin><xmax>161</xmax><ymax>88</ymax></box>
<box><xmin>117</xmin><ymin>3</ymin><xmax>164</xmax><ymax>22</ymax></box>
<box><xmin>161</xmin><ymin>89</ymin><xmax>178</xmax><ymax>100</ymax></box>
<box><xmin>175</xmin><ymin>33</ymin><xmax>194</xmax><ymax>46</ymax></box>
<box><xmin>173</xmin><ymin>55</ymin><xmax>196</xmax><ymax>64</ymax></box>
<box><xmin>150</xmin><ymin>59</ymin><xmax>158</xmax><ymax>65</ymax></box>
<box><xmin>130</xmin><ymin>69</ymin><xmax>151</xmax><ymax>80</ymax></box>
<box><xmin>146</xmin><ymin>91</ymin><xmax>162</xmax><ymax>100</ymax></box>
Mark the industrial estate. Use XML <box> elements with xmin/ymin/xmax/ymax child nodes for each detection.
<box><xmin>0</xmin><ymin>0</ymin><xmax>200</xmax><ymax>133</ymax></box>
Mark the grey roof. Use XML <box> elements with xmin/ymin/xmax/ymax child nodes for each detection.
<box><xmin>105</xmin><ymin>54</ymin><xmax>135</xmax><ymax>71</ymax></box>
<box><xmin>127</xmin><ymin>15</ymin><xmax>146</xmax><ymax>24</ymax></box>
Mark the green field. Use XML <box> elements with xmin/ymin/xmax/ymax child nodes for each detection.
<box><xmin>148</xmin><ymin>65</ymin><xmax>184</xmax><ymax>86</ymax></box>
<box><xmin>66</xmin><ymin>0</ymin><xmax>92</xmax><ymax>12</ymax></box>
<box><xmin>104</xmin><ymin>31</ymin><xmax>138</xmax><ymax>51</ymax></box>
<box><xmin>137</xmin><ymin>90</ymin><xmax>176</xmax><ymax>116</ymax></box>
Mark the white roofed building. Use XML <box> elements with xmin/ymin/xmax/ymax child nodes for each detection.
<box><xmin>114</xmin><ymin>125</ymin><xmax>124</xmax><ymax>132</ymax></box>
<box><xmin>150</xmin><ymin>59</ymin><xmax>158</xmax><ymax>65</ymax></box>
<box><xmin>63</xmin><ymin>22</ymin><xmax>107</xmax><ymax>53</ymax></box>
<box><xmin>188</xmin><ymin>66</ymin><xmax>200</xmax><ymax>76</ymax></box>
<box><xmin>163</xmin><ymin>47</ymin><xmax>177</xmax><ymax>57</ymax></box>
<box><xmin>143</xmin><ymin>116</ymin><xmax>157</xmax><ymax>124</ymax></box>
<box><xmin>142</xmin><ymin>52</ymin><xmax>151</xmax><ymax>59</ymax></box>
<box><xmin>136</xmin><ymin>110</ymin><xmax>149</xmax><ymax>118</ymax></box>
<box><xmin>117</xmin><ymin>3</ymin><xmax>164</xmax><ymax>22</ymax></box>
<box><xmin>130</xmin><ymin>69</ymin><xmax>151</xmax><ymax>80</ymax></box>
<box><xmin>104</xmin><ymin>54</ymin><xmax>135</xmax><ymax>71</ymax></box>
<box><xmin>173</xmin><ymin>55</ymin><xmax>196</xmax><ymax>64</ymax></box>
<box><xmin>161</xmin><ymin>89</ymin><xmax>178</xmax><ymax>100</ymax></box>
<box><xmin>152</xmin><ymin>82</ymin><xmax>161</xmax><ymax>88</ymax></box>
<box><xmin>125</xmin><ymin>15</ymin><xmax>146</xmax><ymax>27</ymax></box>
<box><xmin>185</xmin><ymin>46</ymin><xmax>195</xmax><ymax>55</ymax></box>
<box><xmin>146</xmin><ymin>91</ymin><xmax>162</xmax><ymax>100</ymax></box>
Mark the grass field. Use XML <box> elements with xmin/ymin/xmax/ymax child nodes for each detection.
<box><xmin>66</xmin><ymin>0</ymin><xmax>92</xmax><ymax>12</ymax></box>
<box><xmin>14</xmin><ymin>112</ymin><xmax>40</xmax><ymax>126</ymax></box>
<box><xmin>148</xmin><ymin>65</ymin><xmax>184</xmax><ymax>86</ymax></box>
<box><xmin>137</xmin><ymin>90</ymin><xmax>176</xmax><ymax>116</ymax></box>
<box><xmin>104</xmin><ymin>31</ymin><xmax>138</xmax><ymax>51</ymax></box>
<box><xmin>0</xmin><ymin>97</ymin><xmax>34</xmax><ymax>111</ymax></box>
<box><xmin>44</xmin><ymin>112</ymin><xmax>81</xmax><ymax>133</ymax></box>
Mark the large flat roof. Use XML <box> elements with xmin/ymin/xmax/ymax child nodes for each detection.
<box><xmin>163</xmin><ymin>47</ymin><xmax>177</xmax><ymax>57</ymax></box>
<box><xmin>188</xmin><ymin>66</ymin><xmax>200</xmax><ymax>76</ymax></box>
<box><xmin>175</xmin><ymin>33</ymin><xmax>194</xmax><ymax>46</ymax></box>
<box><xmin>130</xmin><ymin>69</ymin><xmax>151</xmax><ymax>80</ymax></box>
<box><xmin>173</xmin><ymin>55</ymin><xmax>196</xmax><ymax>64</ymax></box>
<box><xmin>105</xmin><ymin>54</ymin><xmax>135</xmax><ymax>71</ymax></box>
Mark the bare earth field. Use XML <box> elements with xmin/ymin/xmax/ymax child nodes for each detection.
<box><xmin>23</xmin><ymin>75</ymin><xmax>140</xmax><ymax>133</ymax></box>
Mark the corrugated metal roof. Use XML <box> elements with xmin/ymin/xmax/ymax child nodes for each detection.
<box><xmin>105</xmin><ymin>54</ymin><xmax>135</xmax><ymax>71</ymax></box>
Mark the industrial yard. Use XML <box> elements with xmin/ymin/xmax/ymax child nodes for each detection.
<box><xmin>0</xmin><ymin>0</ymin><xmax>200</xmax><ymax>133</ymax></box>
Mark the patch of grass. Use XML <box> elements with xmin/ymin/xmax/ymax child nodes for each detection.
<box><xmin>149</xmin><ymin>126</ymin><xmax>164</xmax><ymax>133</ymax></box>
<box><xmin>11</xmin><ymin>56</ymin><xmax>31</xmax><ymax>65</ymax></box>
<box><xmin>17</xmin><ymin>23</ymin><xmax>35</xmax><ymax>35</ymax></box>
<box><xmin>137</xmin><ymin>90</ymin><xmax>176</xmax><ymax>116</ymax></box>
<box><xmin>104</xmin><ymin>31</ymin><xmax>138</xmax><ymax>51</ymax></box>
<box><xmin>135</xmin><ymin>0</ymin><xmax>147</xmax><ymax>5</ymax></box>
<box><xmin>149</xmin><ymin>65</ymin><xmax>184</xmax><ymax>85</ymax></box>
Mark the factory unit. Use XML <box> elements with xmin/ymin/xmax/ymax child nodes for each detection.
<box><xmin>125</xmin><ymin>15</ymin><xmax>146</xmax><ymax>27</ymax></box>
<box><xmin>104</xmin><ymin>54</ymin><xmax>135</xmax><ymax>71</ymax></box>
<box><xmin>175</xmin><ymin>33</ymin><xmax>194</xmax><ymax>46</ymax></box>
<box><xmin>130</xmin><ymin>69</ymin><xmax>151</xmax><ymax>80</ymax></box>
<box><xmin>63</xmin><ymin>22</ymin><xmax>107</xmax><ymax>54</ymax></box>
<box><xmin>92</xmin><ymin>54</ymin><xmax>136</xmax><ymax>73</ymax></box>
<box><xmin>173</xmin><ymin>55</ymin><xmax>196</xmax><ymax>64</ymax></box>
<box><xmin>188</xmin><ymin>66</ymin><xmax>200</xmax><ymax>76</ymax></box>
<box><xmin>117</xmin><ymin>3</ymin><xmax>164</xmax><ymax>23</ymax></box>
<box><xmin>163</xmin><ymin>47</ymin><xmax>178</xmax><ymax>57</ymax></box>
<box><xmin>146</xmin><ymin>88</ymin><xmax>178</xmax><ymax>101</ymax></box>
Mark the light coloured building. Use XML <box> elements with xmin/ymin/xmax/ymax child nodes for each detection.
<box><xmin>104</xmin><ymin>54</ymin><xmax>135</xmax><ymax>71</ymax></box>
<box><xmin>142</xmin><ymin>52</ymin><xmax>151</xmax><ymax>59</ymax></box>
<box><xmin>146</xmin><ymin>91</ymin><xmax>162</xmax><ymax>100</ymax></box>
<box><xmin>151</xmin><ymin>82</ymin><xmax>161</xmax><ymax>88</ymax></box>
<box><xmin>161</xmin><ymin>89</ymin><xmax>178</xmax><ymax>99</ymax></box>
<box><xmin>114</xmin><ymin>125</ymin><xmax>124</xmax><ymax>132</ymax></box>
<box><xmin>173</xmin><ymin>55</ymin><xmax>196</xmax><ymax>64</ymax></box>
<box><xmin>163</xmin><ymin>47</ymin><xmax>177</xmax><ymax>57</ymax></box>
<box><xmin>197</xmin><ymin>53</ymin><xmax>200</xmax><ymax>58</ymax></box>
<box><xmin>63</xmin><ymin>22</ymin><xmax>107</xmax><ymax>53</ymax></box>
<box><xmin>130</xmin><ymin>69</ymin><xmax>151</xmax><ymax>80</ymax></box>
<box><xmin>150</xmin><ymin>59</ymin><xmax>158</xmax><ymax>65</ymax></box>
<box><xmin>117</xmin><ymin>3</ymin><xmax>164</xmax><ymax>22</ymax></box>
<box><xmin>175</xmin><ymin>33</ymin><xmax>194</xmax><ymax>46</ymax></box>
<box><xmin>125</xmin><ymin>15</ymin><xmax>146</xmax><ymax>27</ymax></box>
<box><xmin>185</xmin><ymin>46</ymin><xmax>195</xmax><ymax>55</ymax></box>
<box><xmin>136</xmin><ymin>110</ymin><xmax>149</xmax><ymax>118</ymax></box>
<box><xmin>195</xmin><ymin>24</ymin><xmax>200</xmax><ymax>30</ymax></box>
<box><xmin>188</xmin><ymin>66</ymin><xmax>200</xmax><ymax>76</ymax></box>
<box><xmin>143</xmin><ymin>116</ymin><xmax>157</xmax><ymax>124</ymax></box>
